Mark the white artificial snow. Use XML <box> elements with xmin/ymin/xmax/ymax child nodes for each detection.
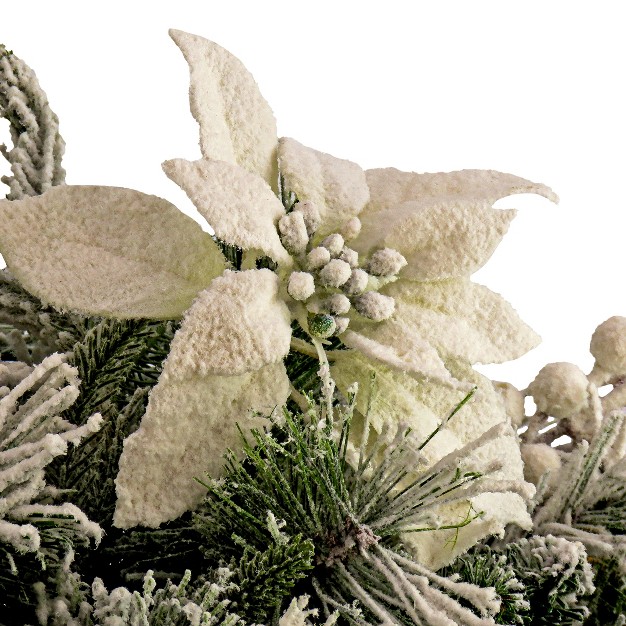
<box><xmin>278</xmin><ymin>211</ymin><xmax>309</xmax><ymax>255</ymax></box>
<box><xmin>341</xmin><ymin>268</ymin><xmax>369</xmax><ymax>296</ymax></box>
<box><xmin>320</xmin><ymin>233</ymin><xmax>344</xmax><ymax>257</ymax></box>
<box><xmin>528</xmin><ymin>362</ymin><xmax>590</xmax><ymax>418</ymax></box>
<box><xmin>366</xmin><ymin>247</ymin><xmax>407</xmax><ymax>277</ymax></box>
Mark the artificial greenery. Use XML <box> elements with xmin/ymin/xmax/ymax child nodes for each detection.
<box><xmin>3</xmin><ymin>33</ymin><xmax>626</xmax><ymax>626</ymax></box>
<box><xmin>48</xmin><ymin>317</ymin><xmax>176</xmax><ymax>525</ymax></box>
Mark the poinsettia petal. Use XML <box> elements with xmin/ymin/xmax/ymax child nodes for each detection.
<box><xmin>169</xmin><ymin>30</ymin><xmax>278</xmax><ymax>190</ymax></box>
<box><xmin>278</xmin><ymin>137</ymin><xmax>370</xmax><ymax>240</ymax></box>
<box><xmin>362</xmin><ymin>278</ymin><xmax>540</xmax><ymax>364</ymax></box>
<box><xmin>364</xmin><ymin>167</ymin><xmax>558</xmax><ymax>215</ymax></box>
<box><xmin>165</xmin><ymin>269</ymin><xmax>292</xmax><ymax>377</ymax></box>
<box><xmin>114</xmin><ymin>360</ymin><xmax>290</xmax><ymax>528</ymax></box>
<box><xmin>339</xmin><ymin>328</ymin><xmax>462</xmax><ymax>388</ymax></box>
<box><xmin>354</xmin><ymin>198</ymin><xmax>516</xmax><ymax>280</ymax></box>
<box><xmin>163</xmin><ymin>158</ymin><xmax>291</xmax><ymax>265</ymax></box>
<box><xmin>399</xmin><ymin>359</ymin><xmax>532</xmax><ymax>569</ymax></box>
<box><xmin>0</xmin><ymin>185</ymin><xmax>225</xmax><ymax>318</ymax></box>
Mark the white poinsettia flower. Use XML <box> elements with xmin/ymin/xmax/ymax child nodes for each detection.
<box><xmin>0</xmin><ymin>30</ymin><xmax>554</xmax><ymax>543</ymax></box>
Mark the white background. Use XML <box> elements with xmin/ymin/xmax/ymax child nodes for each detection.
<box><xmin>1</xmin><ymin>1</ymin><xmax>624</xmax><ymax>390</ymax></box>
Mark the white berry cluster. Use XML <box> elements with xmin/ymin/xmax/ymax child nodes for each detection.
<box><xmin>279</xmin><ymin>200</ymin><xmax>406</xmax><ymax>339</ymax></box>
<box><xmin>498</xmin><ymin>316</ymin><xmax>626</xmax><ymax>492</ymax></box>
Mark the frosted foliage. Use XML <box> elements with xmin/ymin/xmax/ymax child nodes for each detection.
<box><xmin>358</xmin><ymin>279</ymin><xmax>541</xmax><ymax>365</ymax></box>
<box><xmin>528</xmin><ymin>362</ymin><xmax>590</xmax><ymax>418</ymax></box>
<box><xmin>163</xmin><ymin>158</ymin><xmax>290</xmax><ymax>264</ymax></box>
<box><xmin>0</xmin><ymin>47</ymin><xmax>66</xmax><ymax>199</ymax></box>
<box><xmin>364</xmin><ymin>167</ymin><xmax>558</xmax><ymax>215</ymax></box>
<box><xmin>165</xmin><ymin>269</ymin><xmax>292</xmax><ymax>378</ymax></box>
<box><xmin>114</xmin><ymin>361</ymin><xmax>290</xmax><ymax>528</ymax></box>
<box><xmin>169</xmin><ymin>30</ymin><xmax>279</xmax><ymax>189</ymax></box>
<box><xmin>331</xmin><ymin>354</ymin><xmax>533</xmax><ymax>569</ymax></box>
<box><xmin>278</xmin><ymin>137</ymin><xmax>370</xmax><ymax>240</ymax></box>
<box><xmin>0</xmin><ymin>185</ymin><xmax>226</xmax><ymax>319</ymax></box>
<box><xmin>1</xmin><ymin>354</ymin><xmax>103</xmax><ymax>555</ymax></box>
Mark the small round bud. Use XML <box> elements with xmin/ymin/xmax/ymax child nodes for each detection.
<box><xmin>287</xmin><ymin>272</ymin><xmax>315</xmax><ymax>301</ymax></box>
<box><xmin>321</xmin><ymin>233</ymin><xmax>345</xmax><ymax>257</ymax></box>
<box><xmin>341</xmin><ymin>216</ymin><xmax>362</xmax><ymax>241</ymax></box>
<box><xmin>521</xmin><ymin>443</ymin><xmax>562</xmax><ymax>488</ymax></box>
<box><xmin>306</xmin><ymin>246</ymin><xmax>331</xmax><ymax>270</ymax></box>
<box><xmin>366</xmin><ymin>247</ymin><xmax>408</xmax><ymax>276</ymax></box>
<box><xmin>278</xmin><ymin>212</ymin><xmax>309</xmax><ymax>255</ymax></box>
<box><xmin>308</xmin><ymin>314</ymin><xmax>336</xmax><ymax>339</ymax></box>
<box><xmin>528</xmin><ymin>362</ymin><xmax>589</xmax><ymax>418</ymax></box>
<box><xmin>334</xmin><ymin>317</ymin><xmax>350</xmax><ymax>335</ymax></box>
<box><xmin>319</xmin><ymin>259</ymin><xmax>352</xmax><ymax>288</ymax></box>
<box><xmin>339</xmin><ymin>247</ymin><xmax>359</xmax><ymax>268</ymax></box>
<box><xmin>342</xmin><ymin>268</ymin><xmax>369</xmax><ymax>296</ymax></box>
<box><xmin>326</xmin><ymin>293</ymin><xmax>351</xmax><ymax>315</ymax></box>
<box><xmin>294</xmin><ymin>200</ymin><xmax>321</xmax><ymax>235</ymax></box>
<box><xmin>353</xmin><ymin>292</ymin><xmax>396</xmax><ymax>322</ymax></box>
<box><xmin>590</xmin><ymin>316</ymin><xmax>626</xmax><ymax>376</ymax></box>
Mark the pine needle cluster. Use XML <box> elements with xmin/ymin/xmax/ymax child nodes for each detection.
<box><xmin>193</xmin><ymin>385</ymin><xmax>517</xmax><ymax>625</ymax></box>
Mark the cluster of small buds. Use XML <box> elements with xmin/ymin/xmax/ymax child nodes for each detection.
<box><xmin>506</xmin><ymin>316</ymin><xmax>626</xmax><ymax>486</ymax></box>
<box><xmin>279</xmin><ymin>200</ymin><xmax>407</xmax><ymax>338</ymax></box>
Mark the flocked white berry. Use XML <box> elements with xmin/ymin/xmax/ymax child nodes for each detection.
<box><xmin>318</xmin><ymin>259</ymin><xmax>352</xmax><ymax>288</ymax></box>
<box><xmin>306</xmin><ymin>246</ymin><xmax>331</xmax><ymax>270</ymax></box>
<box><xmin>278</xmin><ymin>212</ymin><xmax>309</xmax><ymax>255</ymax></box>
<box><xmin>326</xmin><ymin>293</ymin><xmax>351</xmax><ymax>315</ymax></box>
<box><xmin>366</xmin><ymin>247</ymin><xmax>408</xmax><ymax>276</ymax></box>
<box><xmin>339</xmin><ymin>246</ymin><xmax>359</xmax><ymax>268</ymax></box>
<box><xmin>287</xmin><ymin>271</ymin><xmax>315</xmax><ymax>301</ymax></box>
<box><xmin>590</xmin><ymin>316</ymin><xmax>626</xmax><ymax>376</ymax></box>
<box><xmin>334</xmin><ymin>316</ymin><xmax>350</xmax><ymax>335</ymax></box>
<box><xmin>341</xmin><ymin>216</ymin><xmax>362</xmax><ymax>241</ymax></box>
<box><xmin>353</xmin><ymin>291</ymin><xmax>396</xmax><ymax>322</ymax></box>
<box><xmin>294</xmin><ymin>200</ymin><xmax>321</xmax><ymax>235</ymax></box>
<box><xmin>342</xmin><ymin>268</ymin><xmax>369</xmax><ymax>296</ymax></box>
<box><xmin>321</xmin><ymin>233</ymin><xmax>345</xmax><ymax>257</ymax></box>
<box><xmin>528</xmin><ymin>362</ymin><xmax>589</xmax><ymax>418</ymax></box>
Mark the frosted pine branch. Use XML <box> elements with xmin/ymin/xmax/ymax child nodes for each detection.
<box><xmin>0</xmin><ymin>44</ymin><xmax>65</xmax><ymax>199</ymax></box>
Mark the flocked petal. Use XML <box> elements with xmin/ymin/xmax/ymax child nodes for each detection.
<box><xmin>331</xmin><ymin>354</ymin><xmax>532</xmax><ymax>569</ymax></box>
<box><xmin>114</xmin><ymin>360</ymin><xmax>290</xmax><ymax>528</ymax></box>
<box><xmin>163</xmin><ymin>158</ymin><xmax>291</xmax><ymax>265</ymax></box>
<box><xmin>169</xmin><ymin>29</ymin><xmax>278</xmax><ymax>190</ymax></box>
<box><xmin>278</xmin><ymin>137</ymin><xmax>370</xmax><ymax>240</ymax></box>
<box><xmin>165</xmin><ymin>269</ymin><xmax>292</xmax><ymax>377</ymax></box>
<box><xmin>358</xmin><ymin>278</ymin><xmax>541</xmax><ymax>364</ymax></box>
<box><xmin>0</xmin><ymin>185</ymin><xmax>225</xmax><ymax>318</ymax></box>
<box><xmin>400</xmin><ymin>359</ymin><xmax>532</xmax><ymax>569</ymax></box>
<box><xmin>354</xmin><ymin>198</ymin><xmax>516</xmax><ymax>280</ymax></box>
<box><xmin>364</xmin><ymin>167</ymin><xmax>558</xmax><ymax>215</ymax></box>
<box><xmin>339</xmin><ymin>328</ymin><xmax>461</xmax><ymax>388</ymax></box>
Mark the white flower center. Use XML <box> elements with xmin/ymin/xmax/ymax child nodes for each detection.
<box><xmin>277</xmin><ymin>200</ymin><xmax>406</xmax><ymax>338</ymax></box>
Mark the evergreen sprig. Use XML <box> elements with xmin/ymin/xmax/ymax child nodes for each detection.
<box><xmin>0</xmin><ymin>43</ymin><xmax>65</xmax><ymax>199</ymax></box>
<box><xmin>193</xmin><ymin>387</ymin><xmax>515</xmax><ymax>625</ymax></box>
<box><xmin>47</xmin><ymin>317</ymin><xmax>176</xmax><ymax>525</ymax></box>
